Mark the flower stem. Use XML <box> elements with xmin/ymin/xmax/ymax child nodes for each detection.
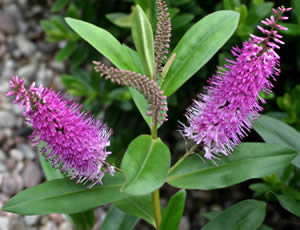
<box><xmin>168</xmin><ymin>144</ymin><xmax>198</xmax><ymax>175</ymax></box>
<box><xmin>152</xmin><ymin>189</ymin><xmax>162</xmax><ymax>228</ymax></box>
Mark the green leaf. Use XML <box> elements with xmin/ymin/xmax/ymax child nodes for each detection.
<box><xmin>202</xmin><ymin>200</ymin><xmax>266</xmax><ymax>230</ymax></box>
<box><xmin>293</xmin><ymin>0</ymin><xmax>300</xmax><ymax>24</ymax></box>
<box><xmin>68</xmin><ymin>211</ymin><xmax>95</xmax><ymax>230</ymax></box>
<box><xmin>100</xmin><ymin>205</ymin><xmax>139</xmax><ymax>230</ymax></box>
<box><xmin>172</xmin><ymin>14</ymin><xmax>195</xmax><ymax>30</ymax></box>
<box><xmin>38</xmin><ymin>142</ymin><xmax>64</xmax><ymax>180</ymax></box>
<box><xmin>55</xmin><ymin>41</ymin><xmax>77</xmax><ymax>62</ymax></box>
<box><xmin>276</xmin><ymin>194</ymin><xmax>300</xmax><ymax>217</ymax></box>
<box><xmin>51</xmin><ymin>0</ymin><xmax>69</xmax><ymax>12</ymax></box>
<box><xmin>167</xmin><ymin>143</ymin><xmax>296</xmax><ymax>190</ymax></box>
<box><xmin>159</xmin><ymin>190</ymin><xmax>186</xmax><ymax>230</ymax></box>
<box><xmin>223</xmin><ymin>0</ymin><xmax>240</xmax><ymax>10</ymax></box>
<box><xmin>114</xmin><ymin>194</ymin><xmax>155</xmax><ymax>226</ymax></box>
<box><xmin>258</xmin><ymin>225</ymin><xmax>273</xmax><ymax>230</ymax></box>
<box><xmin>291</xmin><ymin>154</ymin><xmax>300</xmax><ymax>168</ymax></box>
<box><xmin>253</xmin><ymin>115</ymin><xmax>300</xmax><ymax>151</ymax></box>
<box><xmin>203</xmin><ymin>210</ymin><xmax>273</xmax><ymax>230</ymax></box>
<box><xmin>3</xmin><ymin>173</ymin><xmax>127</xmax><ymax>215</ymax></box>
<box><xmin>106</xmin><ymin>13</ymin><xmax>132</xmax><ymax>28</ymax></box>
<box><xmin>129</xmin><ymin>88</ymin><xmax>152</xmax><ymax>127</ymax></box>
<box><xmin>202</xmin><ymin>210</ymin><xmax>223</xmax><ymax>220</ymax></box>
<box><xmin>161</xmin><ymin>11</ymin><xmax>239</xmax><ymax>96</ymax></box>
<box><xmin>65</xmin><ymin>18</ymin><xmax>134</xmax><ymax>71</ymax></box>
<box><xmin>131</xmin><ymin>5</ymin><xmax>155</xmax><ymax>79</ymax></box>
<box><xmin>121</xmin><ymin>135</ymin><xmax>170</xmax><ymax>195</ymax></box>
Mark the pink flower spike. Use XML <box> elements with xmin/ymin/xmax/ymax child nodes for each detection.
<box><xmin>7</xmin><ymin>77</ymin><xmax>114</xmax><ymax>187</ymax></box>
<box><xmin>181</xmin><ymin>6</ymin><xmax>291</xmax><ymax>160</ymax></box>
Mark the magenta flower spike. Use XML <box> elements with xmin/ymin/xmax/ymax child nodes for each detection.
<box><xmin>182</xmin><ymin>7</ymin><xmax>291</xmax><ymax>159</ymax></box>
<box><xmin>7</xmin><ymin>76</ymin><xmax>114</xmax><ymax>186</ymax></box>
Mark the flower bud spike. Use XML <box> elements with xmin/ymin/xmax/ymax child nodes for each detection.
<box><xmin>93</xmin><ymin>61</ymin><xmax>168</xmax><ymax>125</ymax></box>
<box><xmin>154</xmin><ymin>0</ymin><xmax>172</xmax><ymax>79</ymax></box>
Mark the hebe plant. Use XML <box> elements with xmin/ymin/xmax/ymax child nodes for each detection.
<box><xmin>3</xmin><ymin>1</ymin><xmax>300</xmax><ymax>229</ymax></box>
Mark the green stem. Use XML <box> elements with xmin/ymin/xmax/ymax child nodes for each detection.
<box><xmin>152</xmin><ymin>189</ymin><xmax>162</xmax><ymax>228</ymax></box>
<box><xmin>151</xmin><ymin>121</ymin><xmax>161</xmax><ymax>229</ymax></box>
<box><xmin>168</xmin><ymin>144</ymin><xmax>198</xmax><ymax>175</ymax></box>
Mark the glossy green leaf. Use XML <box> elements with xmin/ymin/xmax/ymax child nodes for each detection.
<box><xmin>3</xmin><ymin>173</ymin><xmax>127</xmax><ymax>215</ymax></box>
<box><xmin>167</xmin><ymin>143</ymin><xmax>296</xmax><ymax>189</ymax></box>
<box><xmin>65</xmin><ymin>18</ymin><xmax>134</xmax><ymax>71</ymax></box>
<box><xmin>121</xmin><ymin>135</ymin><xmax>170</xmax><ymax>195</ymax></box>
<box><xmin>253</xmin><ymin>115</ymin><xmax>300</xmax><ymax>151</ymax></box>
<box><xmin>159</xmin><ymin>190</ymin><xmax>186</xmax><ymax>230</ymax></box>
<box><xmin>51</xmin><ymin>0</ymin><xmax>70</xmax><ymax>12</ymax></box>
<box><xmin>291</xmin><ymin>154</ymin><xmax>300</xmax><ymax>168</ymax></box>
<box><xmin>131</xmin><ymin>5</ymin><xmax>155</xmax><ymax>79</ymax></box>
<box><xmin>202</xmin><ymin>200</ymin><xmax>266</xmax><ymax>230</ymax></box>
<box><xmin>276</xmin><ymin>194</ymin><xmax>300</xmax><ymax>217</ymax></box>
<box><xmin>100</xmin><ymin>205</ymin><xmax>139</xmax><ymax>230</ymax></box>
<box><xmin>106</xmin><ymin>13</ymin><xmax>132</xmax><ymax>28</ymax></box>
<box><xmin>129</xmin><ymin>88</ymin><xmax>152</xmax><ymax>128</ymax></box>
<box><xmin>161</xmin><ymin>11</ymin><xmax>239</xmax><ymax>96</ymax></box>
<box><xmin>114</xmin><ymin>194</ymin><xmax>155</xmax><ymax>226</ymax></box>
<box><xmin>38</xmin><ymin>142</ymin><xmax>64</xmax><ymax>180</ymax></box>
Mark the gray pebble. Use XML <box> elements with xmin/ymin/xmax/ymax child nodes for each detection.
<box><xmin>23</xmin><ymin>161</ymin><xmax>42</xmax><ymax>188</ymax></box>
<box><xmin>58</xmin><ymin>222</ymin><xmax>72</xmax><ymax>230</ymax></box>
<box><xmin>0</xmin><ymin>111</ymin><xmax>16</xmax><ymax>128</ymax></box>
<box><xmin>16</xmin><ymin>35</ymin><xmax>36</xmax><ymax>56</ymax></box>
<box><xmin>179</xmin><ymin>216</ymin><xmax>190</xmax><ymax>230</ymax></box>
<box><xmin>0</xmin><ymin>11</ymin><xmax>18</xmax><ymax>35</ymax></box>
<box><xmin>0</xmin><ymin>161</ymin><xmax>7</xmax><ymax>172</ymax></box>
<box><xmin>17</xmin><ymin>144</ymin><xmax>35</xmax><ymax>160</ymax></box>
<box><xmin>17</xmin><ymin>64</ymin><xmax>37</xmax><ymax>79</ymax></box>
<box><xmin>0</xmin><ymin>150</ymin><xmax>6</xmax><ymax>161</ymax></box>
<box><xmin>41</xmin><ymin>221</ymin><xmax>58</xmax><ymax>230</ymax></box>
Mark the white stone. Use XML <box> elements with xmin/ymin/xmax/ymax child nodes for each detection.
<box><xmin>9</xmin><ymin>149</ymin><xmax>24</xmax><ymax>161</ymax></box>
<box><xmin>24</xmin><ymin>215</ymin><xmax>40</xmax><ymax>226</ymax></box>
<box><xmin>0</xmin><ymin>216</ymin><xmax>9</xmax><ymax>230</ymax></box>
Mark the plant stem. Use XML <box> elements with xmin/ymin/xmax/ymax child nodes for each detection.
<box><xmin>168</xmin><ymin>144</ymin><xmax>198</xmax><ymax>175</ymax></box>
<box><xmin>150</xmin><ymin>121</ymin><xmax>161</xmax><ymax>229</ymax></box>
<box><xmin>152</xmin><ymin>189</ymin><xmax>162</xmax><ymax>228</ymax></box>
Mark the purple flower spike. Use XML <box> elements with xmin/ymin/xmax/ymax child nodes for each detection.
<box><xmin>182</xmin><ymin>7</ymin><xmax>291</xmax><ymax>160</ymax></box>
<box><xmin>7</xmin><ymin>76</ymin><xmax>114</xmax><ymax>187</ymax></box>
